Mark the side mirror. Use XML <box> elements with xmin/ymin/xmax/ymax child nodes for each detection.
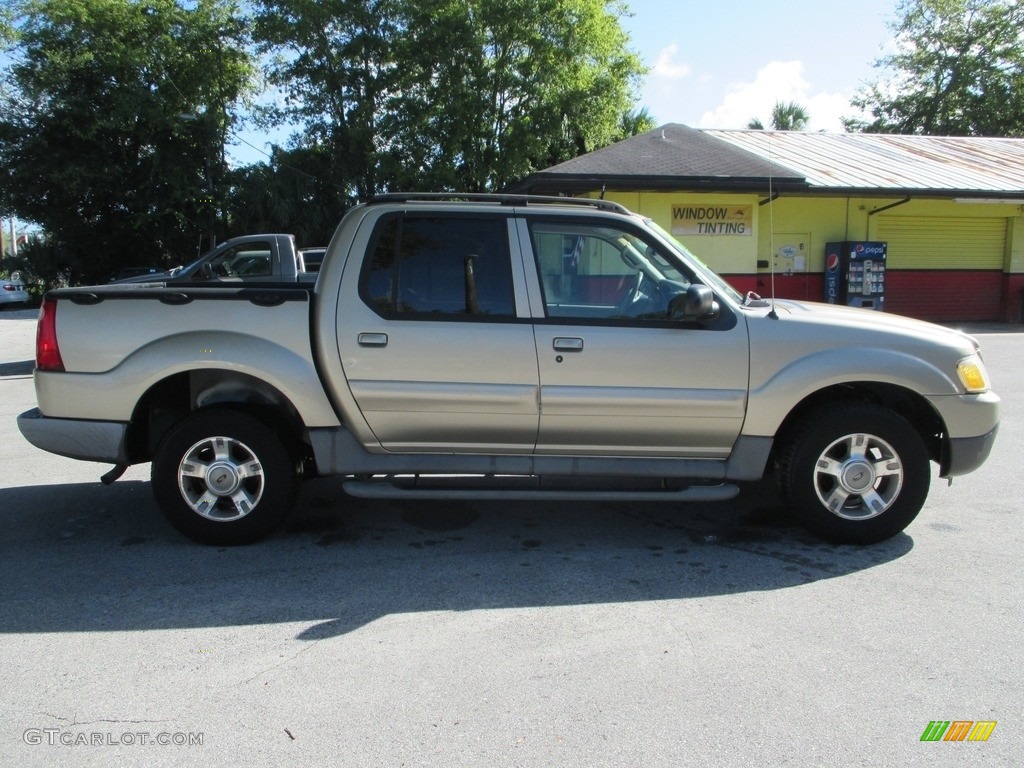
<box><xmin>668</xmin><ymin>284</ymin><xmax>719</xmax><ymax>322</ymax></box>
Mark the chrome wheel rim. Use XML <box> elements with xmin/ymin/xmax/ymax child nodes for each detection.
<box><xmin>813</xmin><ymin>432</ymin><xmax>903</xmax><ymax>521</ymax></box>
<box><xmin>177</xmin><ymin>436</ymin><xmax>264</xmax><ymax>522</ymax></box>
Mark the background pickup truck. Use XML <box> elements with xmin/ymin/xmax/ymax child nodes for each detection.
<box><xmin>18</xmin><ymin>194</ymin><xmax>1000</xmax><ymax>546</ymax></box>
<box><xmin>118</xmin><ymin>233</ymin><xmax>322</xmax><ymax>284</ymax></box>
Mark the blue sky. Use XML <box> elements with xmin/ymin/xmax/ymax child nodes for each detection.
<box><xmin>623</xmin><ymin>0</ymin><xmax>899</xmax><ymax>130</ymax></box>
<box><xmin>229</xmin><ymin>0</ymin><xmax>901</xmax><ymax>164</ymax></box>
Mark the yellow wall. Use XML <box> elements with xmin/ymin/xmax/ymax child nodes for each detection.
<box><xmin>596</xmin><ymin>191</ymin><xmax>1024</xmax><ymax>276</ymax></box>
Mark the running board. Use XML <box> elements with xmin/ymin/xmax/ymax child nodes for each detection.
<box><xmin>342</xmin><ymin>479</ymin><xmax>740</xmax><ymax>502</ymax></box>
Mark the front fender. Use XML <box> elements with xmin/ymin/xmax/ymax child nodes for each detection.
<box><xmin>743</xmin><ymin>346</ymin><xmax>960</xmax><ymax>437</ymax></box>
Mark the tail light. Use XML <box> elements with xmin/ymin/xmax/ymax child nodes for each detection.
<box><xmin>36</xmin><ymin>297</ymin><xmax>65</xmax><ymax>372</ymax></box>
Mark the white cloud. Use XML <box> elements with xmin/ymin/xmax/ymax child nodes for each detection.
<box><xmin>639</xmin><ymin>43</ymin><xmax>694</xmax><ymax>124</ymax></box>
<box><xmin>804</xmin><ymin>91</ymin><xmax>856</xmax><ymax>132</ymax></box>
<box><xmin>697</xmin><ymin>61</ymin><xmax>851</xmax><ymax>131</ymax></box>
<box><xmin>651</xmin><ymin>43</ymin><xmax>691</xmax><ymax>80</ymax></box>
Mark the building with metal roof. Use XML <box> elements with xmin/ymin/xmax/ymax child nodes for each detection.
<box><xmin>706</xmin><ymin>130</ymin><xmax>1024</xmax><ymax>198</ymax></box>
<box><xmin>510</xmin><ymin>124</ymin><xmax>1024</xmax><ymax>322</ymax></box>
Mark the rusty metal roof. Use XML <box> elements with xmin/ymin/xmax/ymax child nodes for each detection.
<box><xmin>704</xmin><ymin>129</ymin><xmax>1024</xmax><ymax>195</ymax></box>
<box><xmin>508</xmin><ymin>124</ymin><xmax>1024</xmax><ymax>198</ymax></box>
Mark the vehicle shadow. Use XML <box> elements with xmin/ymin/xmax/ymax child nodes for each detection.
<box><xmin>0</xmin><ymin>360</ymin><xmax>33</xmax><ymax>376</ymax></box>
<box><xmin>0</xmin><ymin>476</ymin><xmax>913</xmax><ymax>639</ymax></box>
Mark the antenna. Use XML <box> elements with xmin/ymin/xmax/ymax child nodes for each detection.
<box><xmin>766</xmin><ymin>132</ymin><xmax>779</xmax><ymax>319</ymax></box>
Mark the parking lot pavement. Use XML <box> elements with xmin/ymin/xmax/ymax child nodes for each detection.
<box><xmin>0</xmin><ymin>314</ymin><xmax>1021</xmax><ymax>767</ymax></box>
<box><xmin>0</xmin><ymin>307</ymin><xmax>38</xmax><ymax>373</ymax></box>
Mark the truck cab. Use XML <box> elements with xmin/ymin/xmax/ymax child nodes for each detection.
<box><xmin>119</xmin><ymin>234</ymin><xmax>316</xmax><ymax>284</ymax></box>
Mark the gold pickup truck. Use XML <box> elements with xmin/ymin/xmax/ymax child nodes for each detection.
<box><xmin>18</xmin><ymin>195</ymin><xmax>999</xmax><ymax>545</ymax></box>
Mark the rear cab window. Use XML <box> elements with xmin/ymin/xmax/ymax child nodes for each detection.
<box><xmin>207</xmin><ymin>241</ymin><xmax>274</xmax><ymax>279</ymax></box>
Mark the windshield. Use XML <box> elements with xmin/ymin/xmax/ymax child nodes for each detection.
<box><xmin>643</xmin><ymin>218</ymin><xmax>745</xmax><ymax>305</ymax></box>
<box><xmin>174</xmin><ymin>248</ymin><xmax>216</xmax><ymax>276</ymax></box>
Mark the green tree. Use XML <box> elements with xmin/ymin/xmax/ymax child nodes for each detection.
<box><xmin>225</xmin><ymin>147</ymin><xmax>342</xmax><ymax>247</ymax></box>
<box><xmin>0</xmin><ymin>0</ymin><xmax>256</xmax><ymax>282</ymax></box>
<box><xmin>747</xmin><ymin>101</ymin><xmax>810</xmax><ymax>130</ymax></box>
<box><xmin>616</xmin><ymin>107</ymin><xmax>658</xmax><ymax>140</ymax></box>
<box><xmin>0</xmin><ymin>5</ymin><xmax>15</xmax><ymax>46</ymax></box>
<box><xmin>1</xmin><ymin>232</ymin><xmax>74</xmax><ymax>299</ymax></box>
<box><xmin>846</xmin><ymin>0</ymin><xmax>1024</xmax><ymax>136</ymax></box>
<box><xmin>253</xmin><ymin>0</ymin><xmax>645</xmax><ymax>195</ymax></box>
<box><xmin>389</xmin><ymin>0</ymin><xmax>645</xmax><ymax>191</ymax></box>
<box><xmin>252</xmin><ymin>0</ymin><xmax>399</xmax><ymax>205</ymax></box>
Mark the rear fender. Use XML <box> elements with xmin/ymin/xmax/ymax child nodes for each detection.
<box><xmin>35</xmin><ymin>331</ymin><xmax>340</xmax><ymax>428</ymax></box>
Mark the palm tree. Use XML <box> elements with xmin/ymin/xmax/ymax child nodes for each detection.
<box><xmin>771</xmin><ymin>101</ymin><xmax>810</xmax><ymax>130</ymax></box>
<box><xmin>747</xmin><ymin>101</ymin><xmax>810</xmax><ymax>131</ymax></box>
<box><xmin>619</xmin><ymin>107</ymin><xmax>658</xmax><ymax>139</ymax></box>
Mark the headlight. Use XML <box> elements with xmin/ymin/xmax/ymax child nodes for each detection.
<box><xmin>956</xmin><ymin>354</ymin><xmax>991</xmax><ymax>393</ymax></box>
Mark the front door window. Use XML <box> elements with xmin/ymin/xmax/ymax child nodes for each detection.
<box><xmin>530</xmin><ymin>222</ymin><xmax>690</xmax><ymax>322</ymax></box>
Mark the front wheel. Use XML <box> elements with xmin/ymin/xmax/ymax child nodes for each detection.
<box><xmin>152</xmin><ymin>409</ymin><xmax>298</xmax><ymax>545</ymax></box>
<box><xmin>777</xmin><ymin>404</ymin><xmax>931</xmax><ymax>544</ymax></box>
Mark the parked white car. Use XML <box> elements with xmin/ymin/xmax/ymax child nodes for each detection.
<box><xmin>0</xmin><ymin>274</ymin><xmax>29</xmax><ymax>308</ymax></box>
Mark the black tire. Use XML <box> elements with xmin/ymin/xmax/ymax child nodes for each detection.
<box><xmin>776</xmin><ymin>403</ymin><xmax>930</xmax><ymax>544</ymax></box>
<box><xmin>151</xmin><ymin>409</ymin><xmax>298</xmax><ymax>545</ymax></box>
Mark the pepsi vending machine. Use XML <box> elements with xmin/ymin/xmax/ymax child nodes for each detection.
<box><xmin>824</xmin><ymin>241</ymin><xmax>887</xmax><ymax>311</ymax></box>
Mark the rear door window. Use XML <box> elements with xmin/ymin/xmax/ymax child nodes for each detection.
<box><xmin>361</xmin><ymin>214</ymin><xmax>515</xmax><ymax>319</ymax></box>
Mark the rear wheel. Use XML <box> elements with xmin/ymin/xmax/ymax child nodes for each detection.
<box><xmin>777</xmin><ymin>404</ymin><xmax>930</xmax><ymax>544</ymax></box>
<box><xmin>152</xmin><ymin>409</ymin><xmax>298</xmax><ymax>545</ymax></box>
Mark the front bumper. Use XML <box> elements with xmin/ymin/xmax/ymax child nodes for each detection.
<box><xmin>942</xmin><ymin>425</ymin><xmax>999</xmax><ymax>478</ymax></box>
<box><xmin>17</xmin><ymin>408</ymin><xmax>129</xmax><ymax>464</ymax></box>
<box><xmin>927</xmin><ymin>390</ymin><xmax>1000</xmax><ymax>477</ymax></box>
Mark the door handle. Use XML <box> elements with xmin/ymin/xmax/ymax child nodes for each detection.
<box><xmin>553</xmin><ymin>337</ymin><xmax>584</xmax><ymax>352</ymax></box>
<box><xmin>357</xmin><ymin>332</ymin><xmax>389</xmax><ymax>347</ymax></box>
